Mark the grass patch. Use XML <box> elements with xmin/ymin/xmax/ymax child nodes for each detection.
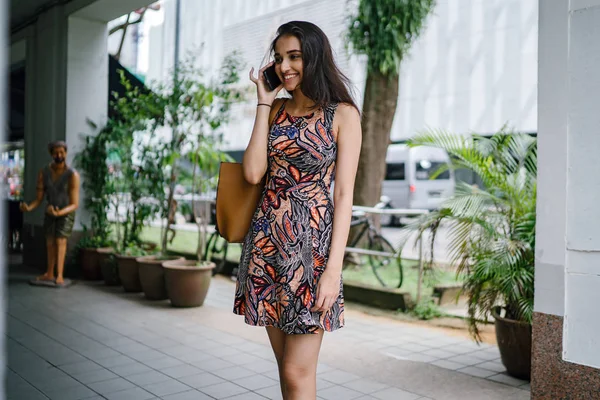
<box><xmin>137</xmin><ymin>226</ymin><xmax>242</xmax><ymax>261</ymax></box>
<box><xmin>133</xmin><ymin>226</ymin><xmax>462</xmax><ymax>302</ymax></box>
<box><xmin>342</xmin><ymin>257</ymin><xmax>462</xmax><ymax>302</ymax></box>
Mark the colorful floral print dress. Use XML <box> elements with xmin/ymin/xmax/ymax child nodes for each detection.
<box><xmin>233</xmin><ymin>100</ymin><xmax>344</xmax><ymax>334</ymax></box>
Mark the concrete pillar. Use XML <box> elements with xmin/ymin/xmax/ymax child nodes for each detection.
<box><xmin>21</xmin><ymin>6</ymin><xmax>69</xmax><ymax>267</ymax></box>
<box><xmin>65</xmin><ymin>16</ymin><xmax>109</xmax><ymax>229</ymax></box>
<box><xmin>20</xmin><ymin>6</ymin><xmax>108</xmax><ymax>269</ymax></box>
<box><xmin>532</xmin><ymin>0</ymin><xmax>600</xmax><ymax>397</ymax></box>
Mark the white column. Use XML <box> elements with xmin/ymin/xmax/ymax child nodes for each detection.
<box><xmin>538</xmin><ymin>0</ymin><xmax>600</xmax><ymax>370</ymax></box>
<box><xmin>534</xmin><ymin>0</ymin><xmax>569</xmax><ymax>317</ymax></box>
<box><xmin>66</xmin><ymin>16</ymin><xmax>109</xmax><ymax>229</ymax></box>
<box><xmin>563</xmin><ymin>1</ymin><xmax>600</xmax><ymax>369</ymax></box>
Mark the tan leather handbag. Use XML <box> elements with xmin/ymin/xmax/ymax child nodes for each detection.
<box><xmin>215</xmin><ymin>162</ymin><xmax>264</xmax><ymax>243</ymax></box>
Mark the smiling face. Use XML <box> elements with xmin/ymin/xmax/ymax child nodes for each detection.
<box><xmin>51</xmin><ymin>146</ymin><xmax>67</xmax><ymax>165</ymax></box>
<box><xmin>274</xmin><ymin>34</ymin><xmax>304</xmax><ymax>92</ymax></box>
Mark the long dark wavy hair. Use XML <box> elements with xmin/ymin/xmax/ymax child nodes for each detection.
<box><xmin>271</xmin><ymin>21</ymin><xmax>358</xmax><ymax>111</ymax></box>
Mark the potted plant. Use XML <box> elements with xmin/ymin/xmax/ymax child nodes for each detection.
<box><xmin>163</xmin><ymin>139</ymin><xmax>231</xmax><ymax>307</ymax></box>
<box><xmin>99</xmin><ymin>73</ymin><xmax>166</xmax><ymax>292</ymax></box>
<box><xmin>100</xmin><ymin>250</ymin><xmax>120</xmax><ymax>286</ymax></box>
<box><xmin>160</xmin><ymin>55</ymin><xmax>242</xmax><ymax>307</ymax></box>
<box><xmin>77</xmin><ymin>235</ymin><xmax>107</xmax><ymax>280</ymax></box>
<box><xmin>75</xmin><ymin>124</ymin><xmax>116</xmax><ymax>280</ymax></box>
<box><xmin>111</xmin><ymin>177</ymin><xmax>158</xmax><ymax>292</ymax></box>
<box><xmin>405</xmin><ymin>129</ymin><xmax>536</xmax><ymax>380</ymax></box>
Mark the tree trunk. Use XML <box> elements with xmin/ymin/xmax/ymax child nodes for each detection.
<box><xmin>353</xmin><ymin>70</ymin><xmax>400</xmax><ymax>207</ymax></box>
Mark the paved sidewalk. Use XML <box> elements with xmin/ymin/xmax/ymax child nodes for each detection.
<box><xmin>7</xmin><ymin>263</ymin><xmax>530</xmax><ymax>400</ymax></box>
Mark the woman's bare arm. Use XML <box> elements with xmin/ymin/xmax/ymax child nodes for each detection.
<box><xmin>242</xmin><ymin>63</ymin><xmax>284</xmax><ymax>184</ymax></box>
<box><xmin>242</xmin><ymin>98</ymin><xmax>284</xmax><ymax>184</ymax></box>
<box><xmin>327</xmin><ymin>104</ymin><xmax>362</xmax><ymax>274</ymax></box>
<box><xmin>312</xmin><ymin>104</ymin><xmax>362</xmax><ymax>312</ymax></box>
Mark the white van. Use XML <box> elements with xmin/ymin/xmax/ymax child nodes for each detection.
<box><xmin>381</xmin><ymin>144</ymin><xmax>455</xmax><ymax>212</ymax></box>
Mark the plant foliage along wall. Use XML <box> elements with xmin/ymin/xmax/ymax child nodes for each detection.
<box><xmin>405</xmin><ymin>128</ymin><xmax>536</xmax><ymax>341</ymax></box>
<box><xmin>76</xmin><ymin>52</ymin><xmax>244</xmax><ymax>255</ymax></box>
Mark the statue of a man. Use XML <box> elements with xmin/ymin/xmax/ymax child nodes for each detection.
<box><xmin>20</xmin><ymin>141</ymin><xmax>80</xmax><ymax>285</ymax></box>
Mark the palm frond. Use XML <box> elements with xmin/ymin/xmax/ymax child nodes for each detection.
<box><xmin>402</xmin><ymin>128</ymin><xmax>537</xmax><ymax>341</ymax></box>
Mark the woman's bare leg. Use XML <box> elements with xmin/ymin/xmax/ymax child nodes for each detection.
<box><xmin>281</xmin><ymin>329</ymin><xmax>324</xmax><ymax>400</ymax></box>
<box><xmin>266</xmin><ymin>326</ymin><xmax>288</xmax><ymax>398</ymax></box>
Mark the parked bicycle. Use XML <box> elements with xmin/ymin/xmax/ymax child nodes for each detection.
<box><xmin>344</xmin><ymin>202</ymin><xmax>404</xmax><ymax>288</ymax></box>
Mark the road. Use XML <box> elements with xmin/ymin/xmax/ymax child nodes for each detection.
<box><xmin>381</xmin><ymin>225</ymin><xmax>452</xmax><ymax>265</ymax></box>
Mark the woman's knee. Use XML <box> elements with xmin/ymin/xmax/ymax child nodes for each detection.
<box><xmin>281</xmin><ymin>361</ymin><xmax>314</xmax><ymax>389</ymax></box>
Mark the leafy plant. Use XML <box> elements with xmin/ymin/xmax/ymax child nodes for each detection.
<box><xmin>75</xmin><ymin>123</ymin><xmax>115</xmax><ymax>248</ymax></box>
<box><xmin>76</xmin><ymin>231</ymin><xmax>108</xmax><ymax>250</ymax></box>
<box><xmin>120</xmin><ymin>242</ymin><xmax>150</xmax><ymax>257</ymax></box>
<box><xmin>105</xmin><ymin>71</ymin><xmax>165</xmax><ymax>253</ymax></box>
<box><xmin>410</xmin><ymin>298</ymin><xmax>443</xmax><ymax>320</ymax></box>
<box><xmin>189</xmin><ymin>54</ymin><xmax>242</xmax><ymax>262</ymax></box>
<box><xmin>142</xmin><ymin>53</ymin><xmax>243</xmax><ymax>256</ymax></box>
<box><xmin>76</xmin><ymin>69</ymin><xmax>163</xmax><ymax>254</ymax></box>
<box><xmin>76</xmin><ymin>52</ymin><xmax>243</xmax><ymax>258</ymax></box>
<box><xmin>101</xmin><ymin>254</ymin><xmax>120</xmax><ymax>284</ymax></box>
<box><xmin>404</xmin><ymin>129</ymin><xmax>536</xmax><ymax>341</ymax></box>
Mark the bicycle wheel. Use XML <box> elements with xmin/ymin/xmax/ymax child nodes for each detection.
<box><xmin>368</xmin><ymin>235</ymin><xmax>403</xmax><ymax>288</ymax></box>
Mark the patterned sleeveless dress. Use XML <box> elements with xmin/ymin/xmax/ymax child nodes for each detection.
<box><xmin>233</xmin><ymin>100</ymin><xmax>344</xmax><ymax>334</ymax></box>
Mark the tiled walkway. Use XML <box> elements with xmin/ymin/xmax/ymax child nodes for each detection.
<box><xmin>7</xmin><ymin>263</ymin><xmax>530</xmax><ymax>400</ymax></box>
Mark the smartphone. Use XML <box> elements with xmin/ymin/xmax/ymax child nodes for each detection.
<box><xmin>263</xmin><ymin>64</ymin><xmax>282</xmax><ymax>91</ymax></box>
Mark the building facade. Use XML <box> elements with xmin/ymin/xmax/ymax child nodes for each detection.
<box><xmin>143</xmin><ymin>0</ymin><xmax>538</xmax><ymax>151</ymax></box>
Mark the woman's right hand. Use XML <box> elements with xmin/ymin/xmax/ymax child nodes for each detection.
<box><xmin>249</xmin><ymin>62</ymin><xmax>283</xmax><ymax>105</ymax></box>
<box><xmin>19</xmin><ymin>202</ymin><xmax>30</xmax><ymax>212</ymax></box>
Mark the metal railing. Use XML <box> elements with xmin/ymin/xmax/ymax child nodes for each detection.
<box><xmin>344</xmin><ymin>205</ymin><xmax>430</xmax><ymax>301</ymax></box>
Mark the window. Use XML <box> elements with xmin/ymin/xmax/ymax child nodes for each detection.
<box><xmin>385</xmin><ymin>163</ymin><xmax>405</xmax><ymax>180</ymax></box>
<box><xmin>415</xmin><ymin>160</ymin><xmax>450</xmax><ymax>180</ymax></box>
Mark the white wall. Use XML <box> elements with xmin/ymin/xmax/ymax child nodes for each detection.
<box><xmin>395</xmin><ymin>0</ymin><xmax>537</xmax><ymax>140</ymax></box>
<box><xmin>536</xmin><ymin>0</ymin><xmax>600</xmax><ymax>370</ymax></box>
<box><xmin>145</xmin><ymin>0</ymin><xmax>303</xmax><ymax>84</ymax></box>
<box><xmin>563</xmin><ymin>0</ymin><xmax>600</xmax><ymax>370</ymax></box>
<box><xmin>533</xmin><ymin>0</ymin><xmax>568</xmax><ymax>317</ymax></box>
<box><xmin>107</xmin><ymin>15</ymin><xmax>139</xmax><ymax>71</ymax></box>
<box><xmin>66</xmin><ymin>16</ymin><xmax>109</xmax><ymax>229</ymax></box>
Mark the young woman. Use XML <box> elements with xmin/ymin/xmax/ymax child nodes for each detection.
<box><xmin>233</xmin><ymin>21</ymin><xmax>362</xmax><ymax>399</ymax></box>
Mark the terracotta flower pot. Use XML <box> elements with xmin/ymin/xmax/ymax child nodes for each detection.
<box><xmin>98</xmin><ymin>248</ymin><xmax>119</xmax><ymax>286</ymax></box>
<box><xmin>116</xmin><ymin>254</ymin><xmax>142</xmax><ymax>292</ymax></box>
<box><xmin>492</xmin><ymin>307</ymin><xmax>532</xmax><ymax>380</ymax></box>
<box><xmin>81</xmin><ymin>248</ymin><xmax>102</xmax><ymax>280</ymax></box>
<box><xmin>163</xmin><ymin>259</ymin><xmax>215</xmax><ymax>307</ymax></box>
<box><xmin>137</xmin><ymin>255</ymin><xmax>184</xmax><ymax>300</ymax></box>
